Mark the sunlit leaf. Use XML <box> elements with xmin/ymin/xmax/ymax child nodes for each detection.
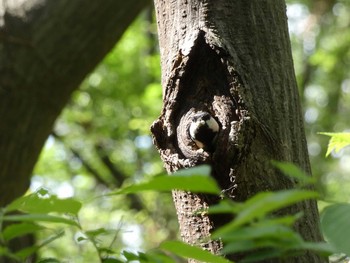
<box><xmin>319</xmin><ymin>132</ymin><xmax>350</xmax><ymax>157</ymax></box>
<box><xmin>160</xmin><ymin>241</ymin><xmax>232</xmax><ymax>263</ymax></box>
<box><xmin>109</xmin><ymin>165</ymin><xmax>220</xmax><ymax>195</ymax></box>
<box><xmin>3</xmin><ymin>222</ymin><xmax>44</xmax><ymax>241</ymax></box>
<box><xmin>5</xmin><ymin>188</ymin><xmax>82</xmax><ymax>216</ymax></box>
<box><xmin>214</xmin><ymin>190</ymin><xmax>318</xmax><ymax>235</ymax></box>
<box><xmin>2</xmin><ymin>214</ymin><xmax>80</xmax><ymax>227</ymax></box>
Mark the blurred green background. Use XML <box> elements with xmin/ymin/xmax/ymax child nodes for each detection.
<box><xmin>30</xmin><ymin>1</ymin><xmax>350</xmax><ymax>261</ymax></box>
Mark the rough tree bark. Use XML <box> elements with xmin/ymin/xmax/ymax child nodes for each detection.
<box><xmin>0</xmin><ymin>0</ymin><xmax>150</xmax><ymax>206</ymax></box>
<box><xmin>151</xmin><ymin>0</ymin><xmax>326</xmax><ymax>262</ymax></box>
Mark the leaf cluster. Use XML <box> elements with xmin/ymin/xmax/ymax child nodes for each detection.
<box><xmin>2</xmin><ymin>161</ymin><xmax>347</xmax><ymax>263</ymax></box>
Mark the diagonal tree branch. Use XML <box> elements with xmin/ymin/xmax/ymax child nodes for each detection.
<box><xmin>52</xmin><ymin>132</ymin><xmax>108</xmax><ymax>186</ymax></box>
<box><xmin>0</xmin><ymin>0</ymin><xmax>150</xmax><ymax>206</ymax></box>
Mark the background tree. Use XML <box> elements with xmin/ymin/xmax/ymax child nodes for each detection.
<box><xmin>0</xmin><ymin>0</ymin><xmax>150</xmax><ymax>206</ymax></box>
<box><xmin>151</xmin><ymin>0</ymin><xmax>326</xmax><ymax>262</ymax></box>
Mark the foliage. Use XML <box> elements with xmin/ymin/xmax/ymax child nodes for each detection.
<box><xmin>3</xmin><ymin>132</ymin><xmax>350</xmax><ymax>262</ymax></box>
<box><xmin>0</xmin><ymin>165</ymin><xmax>335</xmax><ymax>262</ymax></box>
<box><xmin>109</xmin><ymin>165</ymin><xmax>220</xmax><ymax>195</ymax></box>
<box><xmin>0</xmin><ymin>189</ymin><xmax>81</xmax><ymax>261</ymax></box>
<box><xmin>319</xmin><ymin>132</ymin><xmax>350</xmax><ymax>156</ymax></box>
<box><xmin>5</xmin><ymin>0</ymin><xmax>348</xmax><ymax>262</ymax></box>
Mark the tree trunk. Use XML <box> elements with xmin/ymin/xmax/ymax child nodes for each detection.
<box><xmin>0</xmin><ymin>0</ymin><xmax>150</xmax><ymax>206</ymax></box>
<box><xmin>151</xmin><ymin>0</ymin><xmax>326</xmax><ymax>262</ymax></box>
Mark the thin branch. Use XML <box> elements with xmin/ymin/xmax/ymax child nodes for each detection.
<box><xmin>52</xmin><ymin>132</ymin><xmax>108</xmax><ymax>186</ymax></box>
<box><xmin>94</xmin><ymin>143</ymin><xmax>144</xmax><ymax>211</ymax></box>
<box><xmin>95</xmin><ymin>143</ymin><xmax>126</xmax><ymax>187</ymax></box>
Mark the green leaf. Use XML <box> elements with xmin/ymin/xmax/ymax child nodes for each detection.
<box><xmin>0</xmin><ymin>246</ymin><xmax>9</xmax><ymax>255</ymax></box>
<box><xmin>319</xmin><ymin>132</ymin><xmax>350</xmax><ymax>157</ymax></box>
<box><xmin>220</xmin><ymin>220</ymin><xmax>305</xmax><ymax>255</ymax></box>
<box><xmin>15</xmin><ymin>245</ymin><xmax>38</xmax><ymax>260</ymax></box>
<box><xmin>3</xmin><ymin>222</ymin><xmax>44</xmax><ymax>241</ymax></box>
<box><xmin>122</xmin><ymin>250</ymin><xmax>140</xmax><ymax>260</ymax></box>
<box><xmin>321</xmin><ymin>203</ymin><xmax>350</xmax><ymax>255</ymax></box>
<box><xmin>2</xmin><ymin>214</ymin><xmax>80</xmax><ymax>227</ymax></box>
<box><xmin>299</xmin><ymin>242</ymin><xmax>335</xmax><ymax>255</ymax></box>
<box><xmin>98</xmin><ymin>248</ymin><xmax>116</xmax><ymax>256</ymax></box>
<box><xmin>109</xmin><ymin>165</ymin><xmax>220</xmax><ymax>195</ymax></box>
<box><xmin>272</xmin><ymin>161</ymin><xmax>316</xmax><ymax>186</ymax></box>
<box><xmin>5</xmin><ymin>188</ymin><xmax>82</xmax><ymax>216</ymax></box>
<box><xmin>36</xmin><ymin>258</ymin><xmax>61</xmax><ymax>263</ymax></box>
<box><xmin>0</xmin><ymin>246</ymin><xmax>19</xmax><ymax>260</ymax></box>
<box><xmin>85</xmin><ymin>228</ymin><xmax>110</xmax><ymax>238</ymax></box>
<box><xmin>102</xmin><ymin>258</ymin><xmax>124</xmax><ymax>263</ymax></box>
<box><xmin>142</xmin><ymin>252</ymin><xmax>177</xmax><ymax>263</ymax></box>
<box><xmin>214</xmin><ymin>190</ymin><xmax>318</xmax><ymax>235</ymax></box>
<box><xmin>174</xmin><ymin>165</ymin><xmax>211</xmax><ymax>177</ymax></box>
<box><xmin>222</xmin><ymin>238</ymin><xmax>300</xmax><ymax>255</ymax></box>
<box><xmin>208</xmin><ymin>200</ymin><xmax>243</xmax><ymax>215</ymax></box>
<box><xmin>160</xmin><ymin>241</ymin><xmax>232</xmax><ymax>263</ymax></box>
<box><xmin>77</xmin><ymin>236</ymin><xmax>88</xmax><ymax>242</ymax></box>
<box><xmin>244</xmin><ymin>251</ymin><xmax>283</xmax><ymax>262</ymax></box>
<box><xmin>237</xmin><ymin>248</ymin><xmax>286</xmax><ymax>263</ymax></box>
<box><xmin>218</xmin><ymin>224</ymin><xmax>298</xmax><ymax>242</ymax></box>
<box><xmin>122</xmin><ymin>250</ymin><xmax>177</xmax><ymax>263</ymax></box>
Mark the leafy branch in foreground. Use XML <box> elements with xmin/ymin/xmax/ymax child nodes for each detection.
<box><xmin>0</xmin><ymin>164</ymin><xmax>338</xmax><ymax>262</ymax></box>
<box><xmin>0</xmin><ymin>188</ymin><xmax>109</xmax><ymax>262</ymax></box>
<box><xmin>0</xmin><ymin>188</ymin><xmax>82</xmax><ymax>262</ymax></box>
<box><xmin>108</xmin><ymin>164</ymin><xmax>332</xmax><ymax>262</ymax></box>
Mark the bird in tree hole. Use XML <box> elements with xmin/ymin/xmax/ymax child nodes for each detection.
<box><xmin>189</xmin><ymin>111</ymin><xmax>219</xmax><ymax>152</ymax></box>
